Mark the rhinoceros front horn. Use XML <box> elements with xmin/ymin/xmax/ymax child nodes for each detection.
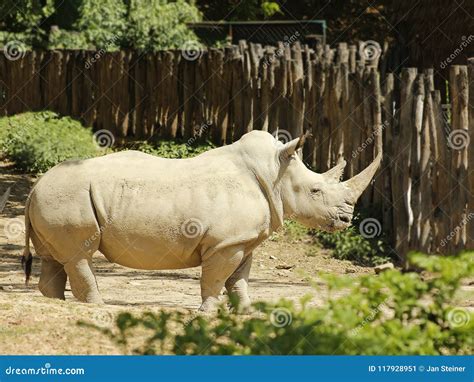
<box><xmin>343</xmin><ymin>124</ymin><xmax>383</xmax><ymax>203</ymax></box>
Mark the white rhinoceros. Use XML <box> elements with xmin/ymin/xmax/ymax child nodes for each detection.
<box><xmin>21</xmin><ymin>130</ymin><xmax>381</xmax><ymax>311</ymax></box>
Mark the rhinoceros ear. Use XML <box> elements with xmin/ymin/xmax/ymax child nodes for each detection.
<box><xmin>279</xmin><ymin>131</ymin><xmax>312</xmax><ymax>159</ymax></box>
<box><xmin>322</xmin><ymin>160</ymin><xmax>346</xmax><ymax>182</ymax></box>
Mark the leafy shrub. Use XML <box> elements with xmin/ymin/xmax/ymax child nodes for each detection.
<box><xmin>47</xmin><ymin>0</ymin><xmax>201</xmax><ymax>51</ymax></box>
<box><xmin>314</xmin><ymin>226</ymin><xmax>390</xmax><ymax>266</ymax></box>
<box><xmin>0</xmin><ymin>112</ymin><xmax>100</xmax><ymax>173</ymax></box>
<box><xmin>82</xmin><ymin>252</ymin><xmax>474</xmax><ymax>355</ymax></box>
<box><xmin>270</xmin><ymin>215</ymin><xmax>390</xmax><ymax>266</ymax></box>
<box><xmin>125</xmin><ymin>0</ymin><xmax>201</xmax><ymax>51</ymax></box>
<box><xmin>131</xmin><ymin>140</ymin><xmax>215</xmax><ymax>159</ymax></box>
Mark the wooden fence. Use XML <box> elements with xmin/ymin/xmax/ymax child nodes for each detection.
<box><xmin>0</xmin><ymin>43</ymin><xmax>472</xmax><ymax>261</ymax></box>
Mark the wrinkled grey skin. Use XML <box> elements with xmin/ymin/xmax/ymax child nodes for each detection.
<box><xmin>22</xmin><ymin>129</ymin><xmax>381</xmax><ymax>311</ymax></box>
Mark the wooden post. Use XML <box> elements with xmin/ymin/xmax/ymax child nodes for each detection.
<box><xmin>449</xmin><ymin>65</ymin><xmax>469</xmax><ymax>252</ymax></box>
<box><xmin>418</xmin><ymin>69</ymin><xmax>433</xmax><ymax>252</ymax></box>
<box><xmin>395</xmin><ymin>68</ymin><xmax>417</xmax><ymax>265</ymax></box>
<box><xmin>382</xmin><ymin>73</ymin><xmax>395</xmax><ymax>244</ymax></box>
<box><xmin>467</xmin><ymin>58</ymin><xmax>474</xmax><ymax>250</ymax></box>
<box><xmin>410</xmin><ymin>74</ymin><xmax>425</xmax><ymax>250</ymax></box>
<box><xmin>430</xmin><ymin>90</ymin><xmax>451</xmax><ymax>253</ymax></box>
<box><xmin>290</xmin><ymin>42</ymin><xmax>304</xmax><ymax>140</ymax></box>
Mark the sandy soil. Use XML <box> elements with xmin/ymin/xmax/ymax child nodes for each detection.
<box><xmin>0</xmin><ymin>162</ymin><xmax>471</xmax><ymax>354</ymax></box>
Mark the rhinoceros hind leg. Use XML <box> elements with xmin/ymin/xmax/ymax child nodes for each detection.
<box><xmin>225</xmin><ymin>253</ymin><xmax>252</xmax><ymax>311</ymax></box>
<box><xmin>64</xmin><ymin>258</ymin><xmax>103</xmax><ymax>304</ymax></box>
<box><xmin>38</xmin><ymin>257</ymin><xmax>67</xmax><ymax>300</ymax></box>
<box><xmin>199</xmin><ymin>246</ymin><xmax>244</xmax><ymax>312</ymax></box>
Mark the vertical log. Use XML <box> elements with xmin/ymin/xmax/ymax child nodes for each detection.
<box><xmin>395</xmin><ymin>68</ymin><xmax>417</xmax><ymax>265</ymax></box>
<box><xmin>382</xmin><ymin>73</ymin><xmax>395</xmax><ymax>247</ymax></box>
<box><xmin>182</xmin><ymin>55</ymin><xmax>196</xmax><ymax>140</ymax></box>
<box><xmin>360</xmin><ymin>67</ymin><xmax>373</xmax><ymax>207</ymax></box>
<box><xmin>290</xmin><ymin>42</ymin><xmax>304</xmax><ymax>140</ymax></box>
<box><xmin>431</xmin><ymin>90</ymin><xmax>451</xmax><ymax>253</ymax></box>
<box><xmin>410</xmin><ymin>74</ymin><xmax>425</xmax><ymax>250</ymax></box>
<box><xmin>81</xmin><ymin>51</ymin><xmax>97</xmax><ymax>128</ymax></box>
<box><xmin>215</xmin><ymin>47</ymin><xmax>232</xmax><ymax>145</ymax></box>
<box><xmin>259</xmin><ymin>49</ymin><xmax>272</xmax><ymax>132</ymax></box>
<box><xmin>467</xmin><ymin>58</ymin><xmax>474</xmax><ymax>250</ymax></box>
<box><xmin>371</xmin><ymin>68</ymin><xmax>384</xmax><ymax>212</ymax></box>
<box><xmin>242</xmin><ymin>47</ymin><xmax>254</xmax><ymax>135</ymax></box>
<box><xmin>268</xmin><ymin>50</ymin><xmax>281</xmax><ymax>137</ymax></box>
<box><xmin>117</xmin><ymin>50</ymin><xmax>130</xmax><ymax>138</ymax></box>
<box><xmin>314</xmin><ymin>61</ymin><xmax>326</xmax><ymax>171</ymax></box>
<box><xmin>449</xmin><ymin>65</ymin><xmax>469</xmax><ymax>252</ymax></box>
<box><xmin>419</xmin><ymin>70</ymin><xmax>433</xmax><ymax>252</ymax></box>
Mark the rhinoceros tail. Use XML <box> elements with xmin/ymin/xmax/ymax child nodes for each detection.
<box><xmin>21</xmin><ymin>194</ymin><xmax>33</xmax><ymax>286</ymax></box>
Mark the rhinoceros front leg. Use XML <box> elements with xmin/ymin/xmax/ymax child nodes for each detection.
<box><xmin>199</xmin><ymin>246</ymin><xmax>244</xmax><ymax>312</ymax></box>
<box><xmin>225</xmin><ymin>253</ymin><xmax>252</xmax><ymax>310</ymax></box>
<box><xmin>64</xmin><ymin>257</ymin><xmax>103</xmax><ymax>304</ymax></box>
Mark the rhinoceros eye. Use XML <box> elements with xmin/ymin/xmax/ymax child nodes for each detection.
<box><xmin>310</xmin><ymin>187</ymin><xmax>322</xmax><ymax>196</ymax></box>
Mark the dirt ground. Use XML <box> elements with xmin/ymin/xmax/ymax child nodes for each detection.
<box><xmin>0</xmin><ymin>162</ymin><xmax>472</xmax><ymax>354</ymax></box>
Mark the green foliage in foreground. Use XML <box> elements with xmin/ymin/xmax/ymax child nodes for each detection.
<box><xmin>0</xmin><ymin>112</ymin><xmax>100</xmax><ymax>173</ymax></box>
<box><xmin>81</xmin><ymin>253</ymin><xmax>474</xmax><ymax>355</ymax></box>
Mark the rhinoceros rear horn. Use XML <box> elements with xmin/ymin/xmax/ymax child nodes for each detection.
<box><xmin>280</xmin><ymin>130</ymin><xmax>312</xmax><ymax>158</ymax></box>
<box><xmin>343</xmin><ymin>123</ymin><xmax>383</xmax><ymax>203</ymax></box>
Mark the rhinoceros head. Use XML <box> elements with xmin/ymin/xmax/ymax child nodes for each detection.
<box><xmin>277</xmin><ymin>131</ymin><xmax>382</xmax><ymax>232</ymax></box>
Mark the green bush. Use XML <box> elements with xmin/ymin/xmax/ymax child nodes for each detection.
<box><xmin>314</xmin><ymin>226</ymin><xmax>390</xmax><ymax>266</ymax></box>
<box><xmin>0</xmin><ymin>111</ymin><xmax>100</xmax><ymax>173</ymax></box>
<box><xmin>131</xmin><ymin>140</ymin><xmax>215</xmax><ymax>159</ymax></box>
<box><xmin>82</xmin><ymin>252</ymin><xmax>474</xmax><ymax>355</ymax></box>
<box><xmin>47</xmin><ymin>0</ymin><xmax>201</xmax><ymax>51</ymax></box>
<box><xmin>270</xmin><ymin>215</ymin><xmax>390</xmax><ymax>266</ymax></box>
<box><xmin>0</xmin><ymin>112</ymin><xmax>216</xmax><ymax>173</ymax></box>
<box><xmin>125</xmin><ymin>0</ymin><xmax>201</xmax><ymax>51</ymax></box>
